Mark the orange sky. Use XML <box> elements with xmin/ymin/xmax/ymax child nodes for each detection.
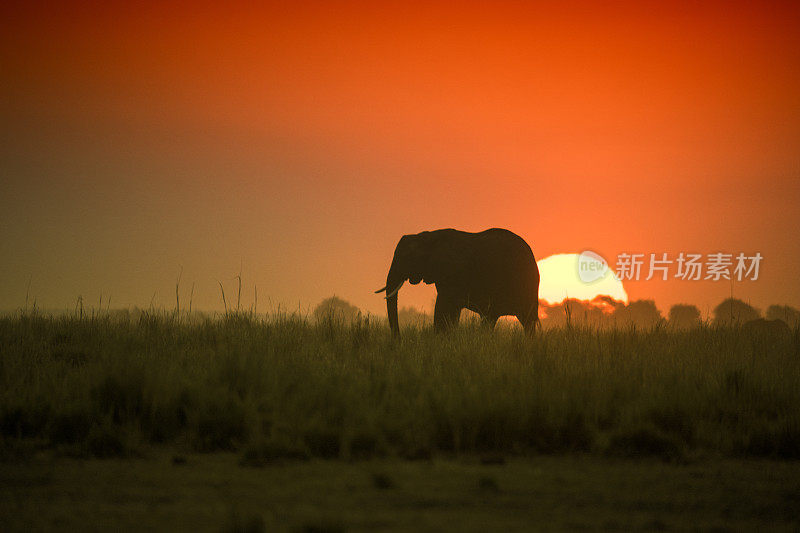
<box><xmin>2</xmin><ymin>1</ymin><xmax>799</xmax><ymax>317</ymax></box>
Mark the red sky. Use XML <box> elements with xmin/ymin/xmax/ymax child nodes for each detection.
<box><xmin>2</xmin><ymin>1</ymin><xmax>799</xmax><ymax>317</ymax></box>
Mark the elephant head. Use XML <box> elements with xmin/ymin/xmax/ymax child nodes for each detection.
<box><xmin>374</xmin><ymin>232</ymin><xmax>455</xmax><ymax>337</ymax></box>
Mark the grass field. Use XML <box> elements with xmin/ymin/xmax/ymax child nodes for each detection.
<box><xmin>1</xmin><ymin>311</ymin><xmax>799</xmax><ymax>530</ymax></box>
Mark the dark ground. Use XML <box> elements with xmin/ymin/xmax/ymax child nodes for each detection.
<box><xmin>2</xmin><ymin>453</ymin><xmax>799</xmax><ymax>532</ymax></box>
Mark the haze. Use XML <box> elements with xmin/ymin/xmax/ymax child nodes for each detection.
<box><xmin>2</xmin><ymin>2</ymin><xmax>799</xmax><ymax>316</ymax></box>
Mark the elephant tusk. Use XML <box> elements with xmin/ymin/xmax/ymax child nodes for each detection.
<box><xmin>374</xmin><ymin>285</ymin><xmax>387</xmax><ymax>294</ymax></box>
<box><xmin>384</xmin><ymin>281</ymin><xmax>404</xmax><ymax>299</ymax></box>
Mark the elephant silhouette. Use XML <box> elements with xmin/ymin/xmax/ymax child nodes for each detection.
<box><xmin>376</xmin><ymin>228</ymin><xmax>540</xmax><ymax>337</ymax></box>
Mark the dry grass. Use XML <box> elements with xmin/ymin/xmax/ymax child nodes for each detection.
<box><xmin>1</xmin><ymin>311</ymin><xmax>799</xmax><ymax>462</ymax></box>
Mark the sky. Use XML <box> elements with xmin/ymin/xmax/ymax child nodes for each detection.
<box><xmin>2</xmin><ymin>1</ymin><xmax>799</xmax><ymax>317</ymax></box>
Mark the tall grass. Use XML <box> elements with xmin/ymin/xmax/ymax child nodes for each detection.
<box><xmin>1</xmin><ymin>311</ymin><xmax>798</xmax><ymax>461</ymax></box>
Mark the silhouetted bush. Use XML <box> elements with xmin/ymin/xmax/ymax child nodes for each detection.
<box><xmin>541</xmin><ymin>297</ymin><xmax>665</xmax><ymax>330</ymax></box>
<box><xmin>668</xmin><ymin>304</ymin><xmax>701</xmax><ymax>330</ymax></box>
<box><xmin>313</xmin><ymin>296</ymin><xmax>360</xmax><ymax>324</ymax></box>
<box><xmin>766</xmin><ymin>305</ymin><xmax>800</xmax><ymax>328</ymax></box>
<box><xmin>613</xmin><ymin>300</ymin><xmax>664</xmax><ymax>328</ymax></box>
<box><xmin>540</xmin><ymin>296</ymin><xmax>622</xmax><ymax>329</ymax></box>
<box><xmin>714</xmin><ymin>298</ymin><xmax>760</xmax><ymax>326</ymax></box>
<box><xmin>742</xmin><ymin>318</ymin><xmax>791</xmax><ymax>339</ymax></box>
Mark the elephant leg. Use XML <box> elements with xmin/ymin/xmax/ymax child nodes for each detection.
<box><xmin>434</xmin><ymin>296</ymin><xmax>461</xmax><ymax>332</ymax></box>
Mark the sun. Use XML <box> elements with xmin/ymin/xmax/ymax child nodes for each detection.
<box><xmin>537</xmin><ymin>253</ymin><xmax>628</xmax><ymax>304</ymax></box>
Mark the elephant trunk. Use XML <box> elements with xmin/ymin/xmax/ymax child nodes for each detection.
<box><xmin>385</xmin><ymin>268</ymin><xmax>405</xmax><ymax>338</ymax></box>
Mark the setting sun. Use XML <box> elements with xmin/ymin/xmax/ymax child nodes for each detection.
<box><xmin>537</xmin><ymin>253</ymin><xmax>629</xmax><ymax>305</ymax></box>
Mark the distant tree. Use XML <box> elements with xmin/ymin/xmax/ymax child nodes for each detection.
<box><xmin>766</xmin><ymin>305</ymin><xmax>800</xmax><ymax>328</ymax></box>
<box><xmin>538</xmin><ymin>300</ymin><xmax>559</xmax><ymax>328</ymax></box>
<box><xmin>593</xmin><ymin>295</ymin><xmax>626</xmax><ymax>313</ymax></box>
<box><xmin>613</xmin><ymin>299</ymin><xmax>663</xmax><ymax>328</ymax></box>
<box><xmin>540</xmin><ymin>299</ymin><xmax>577</xmax><ymax>328</ymax></box>
<box><xmin>539</xmin><ymin>296</ymin><xmax>622</xmax><ymax>329</ymax></box>
<box><xmin>313</xmin><ymin>296</ymin><xmax>360</xmax><ymax>324</ymax></box>
<box><xmin>713</xmin><ymin>298</ymin><xmax>760</xmax><ymax>326</ymax></box>
<box><xmin>570</xmin><ymin>299</ymin><xmax>609</xmax><ymax>328</ymax></box>
<box><xmin>668</xmin><ymin>304</ymin><xmax>701</xmax><ymax>330</ymax></box>
<box><xmin>742</xmin><ymin>318</ymin><xmax>790</xmax><ymax>337</ymax></box>
<box><xmin>398</xmin><ymin>306</ymin><xmax>431</xmax><ymax>327</ymax></box>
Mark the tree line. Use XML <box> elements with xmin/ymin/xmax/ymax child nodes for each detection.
<box><xmin>313</xmin><ymin>295</ymin><xmax>800</xmax><ymax>330</ymax></box>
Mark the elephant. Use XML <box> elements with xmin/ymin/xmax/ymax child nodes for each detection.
<box><xmin>375</xmin><ymin>228</ymin><xmax>540</xmax><ymax>337</ymax></box>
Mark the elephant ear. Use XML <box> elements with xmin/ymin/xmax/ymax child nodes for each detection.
<box><xmin>419</xmin><ymin>231</ymin><xmax>466</xmax><ymax>285</ymax></box>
